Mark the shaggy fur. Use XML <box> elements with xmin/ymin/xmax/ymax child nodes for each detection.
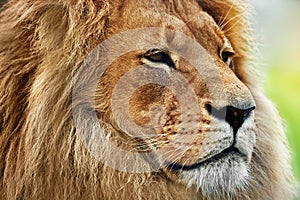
<box><xmin>0</xmin><ymin>0</ymin><xmax>296</xmax><ymax>199</ymax></box>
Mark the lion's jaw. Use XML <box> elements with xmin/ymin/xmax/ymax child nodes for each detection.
<box><xmin>178</xmin><ymin>116</ymin><xmax>256</xmax><ymax>195</ymax></box>
<box><xmin>96</xmin><ymin>0</ymin><xmax>257</xmax><ymax>196</ymax></box>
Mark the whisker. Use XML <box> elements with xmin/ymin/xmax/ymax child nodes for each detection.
<box><xmin>181</xmin><ymin>156</ymin><xmax>195</xmax><ymax>169</ymax></box>
<box><xmin>221</xmin><ymin>13</ymin><xmax>244</xmax><ymax>31</ymax></box>
<box><xmin>218</xmin><ymin>0</ymin><xmax>236</xmax><ymax>28</ymax></box>
<box><xmin>223</xmin><ymin>16</ymin><xmax>244</xmax><ymax>34</ymax></box>
<box><xmin>129</xmin><ymin>138</ymin><xmax>174</xmax><ymax>152</ymax></box>
<box><xmin>164</xmin><ymin>153</ymin><xmax>182</xmax><ymax>168</ymax></box>
<box><xmin>225</xmin><ymin>30</ymin><xmax>245</xmax><ymax>37</ymax></box>
<box><xmin>164</xmin><ymin>145</ymin><xmax>190</xmax><ymax>162</ymax></box>
<box><xmin>217</xmin><ymin>8</ymin><xmax>226</xmax><ymax>26</ymax></box>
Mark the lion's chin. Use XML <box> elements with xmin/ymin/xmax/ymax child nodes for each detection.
<box><xmin>178</xmin><ymin>153</ymin><xmax>250</xmax><ymax>196</ymax></box>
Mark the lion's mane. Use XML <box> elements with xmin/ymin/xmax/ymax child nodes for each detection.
<box><xmin>0</xmin><ymin>0</ymin><xmax>296</xmax><ymax>199</ymax></box>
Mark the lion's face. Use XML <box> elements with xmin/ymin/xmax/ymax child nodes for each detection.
<box><xmin>95</xmin><ymin>0</ymin><xmax>256</xmax><ymax>195</ymax></box>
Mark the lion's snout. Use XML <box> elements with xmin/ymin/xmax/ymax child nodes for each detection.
<box><xmin>205</xmin><ymin>104</ymin><xmax>255</xmax><ymax>132</ymax></box>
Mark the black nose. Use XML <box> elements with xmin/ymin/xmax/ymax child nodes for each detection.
<box><xmin>205</xmin><ymin>104</ymin><xmax>255</xmax><ymax>132</ymax></box>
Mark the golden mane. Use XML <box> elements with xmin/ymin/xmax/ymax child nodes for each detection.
<box><xmin>0</xmin><ymin>0</ymin><xmax>296</xmax><ymax>199</ymax></box>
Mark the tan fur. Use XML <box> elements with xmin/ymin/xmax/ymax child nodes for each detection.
<box><xmin>0</xmin><ymin>0</ymin><xmax>296</xmax><ymax>199</ymax></box>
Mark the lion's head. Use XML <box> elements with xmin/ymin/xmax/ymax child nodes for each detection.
<box><xmin>0</xmin><ymin>0</ymin><xmax>296</xmax><ymax>199</ymax></box>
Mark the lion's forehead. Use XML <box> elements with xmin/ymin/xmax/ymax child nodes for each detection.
<box><xmin>108</xmin><ymin>0</ymin><xmax>225</xmax><ymax>50</ymax></box>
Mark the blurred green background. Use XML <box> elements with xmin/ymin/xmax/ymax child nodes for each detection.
<box><xmin>251</xmin><ymin>0</ymin><xmax>300</xmax><ymax>185</ymax></box>
<box><xmin>265</xmin><ymin>64</ymin><xmax>300</xmax><ymax>182</ymax></box>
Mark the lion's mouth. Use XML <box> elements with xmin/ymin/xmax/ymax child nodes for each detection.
<box><xmin>166</xmin><ymin>147</ymin><xmax>243</xmax><ymax>171</ymax></box>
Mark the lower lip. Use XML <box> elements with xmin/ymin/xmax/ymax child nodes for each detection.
<box><xmin>166</xmin><ymin>147</ymin><xmax>242</xmax><ymax>171</ymax></box>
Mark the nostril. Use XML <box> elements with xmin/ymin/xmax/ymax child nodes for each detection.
<box><xmin>225</xmin><ymin>106</ymin><xmax>255</xmax><ymax>132</ymax></box>
<box><xmin>205</xmin><ymin>104</ymin><xmax>212</xmax><ymax>114</ymax></box>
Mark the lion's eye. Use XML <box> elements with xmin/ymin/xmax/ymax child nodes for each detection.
<box><xmin>220</xmin><ymin>47</ymin><xmax>235</xmax><ymax>67</ymax></box>
<box><xmin>144</xmin><ymin>49</ymin><xmax>175</xmax><ymax>69</ymax></box>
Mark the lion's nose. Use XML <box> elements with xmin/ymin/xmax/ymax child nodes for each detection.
<box><xmin>205</xmin><ymin>104</ymin><xmax>255</xmax><ymax>132</ymax></box>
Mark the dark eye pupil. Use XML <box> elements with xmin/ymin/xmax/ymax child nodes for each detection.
<box><xmin>145</xmin><ymin>50</ymin><xmax>175</xmax><ymax>68</ymax></box>
<box><xmin>222</xmin><ymin>52</ymin><xmax>229</xmax><ymax>62</ymax></box>
<box><xmin>147</xmin><ymin>52</ymin><xmax>164</xmax><ymax>61</ymax></box>
<box><xmin>221</xmin><ymin>51</ymin><xmax>234</xmax><ymax>65</ymax></box>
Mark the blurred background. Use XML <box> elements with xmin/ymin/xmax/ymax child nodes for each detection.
<box><xmin>251</xmin><ymin>0</ymin><xmax>300</xmax><ymax>186</ymax></box>
<box><xmin>0</xmin><ymin>0</ymin><xmax>299</xmax><ymax>191</ymax></box>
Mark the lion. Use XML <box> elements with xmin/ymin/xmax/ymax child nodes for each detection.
<box><xmin>0</xmin><ymin>0</ymin><xmax>296</xmax><ymax>199</ymax></box>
